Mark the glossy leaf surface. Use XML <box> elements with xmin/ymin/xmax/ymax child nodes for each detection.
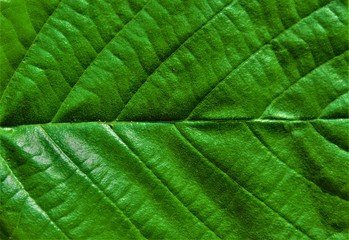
<box><xmin>0</xmin><ymin>0</ymin><xmax>348</xmax><ymax>239</ymax></box>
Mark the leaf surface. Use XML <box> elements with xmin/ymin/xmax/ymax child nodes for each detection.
<box><xmin>0</xmin><ymin>0</ymin><xmax>348</xmax><ymax>239</ymax></box>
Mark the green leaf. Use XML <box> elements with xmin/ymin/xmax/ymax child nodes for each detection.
<box><xmin>0</xmin><ymin>0</ymin><xmax>348</xmax><ymax>239</ymax></box>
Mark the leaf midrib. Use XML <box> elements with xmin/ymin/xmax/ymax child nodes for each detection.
<box><xmin>0</xmin><ymin>118</ymin><xmax>347</xmax><ymax>128</ymax></box>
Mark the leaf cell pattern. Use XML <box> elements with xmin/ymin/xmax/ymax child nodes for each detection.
<box><xmin>0</xmin><ymin>0</ymin><xmax>348</xmax><ymax>239</ymax></box>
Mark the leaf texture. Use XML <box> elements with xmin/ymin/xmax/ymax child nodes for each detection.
<box><xmin>0</xmin><ymin>0</ymin><xmax>348</xmax><ymax>239</ymax></box>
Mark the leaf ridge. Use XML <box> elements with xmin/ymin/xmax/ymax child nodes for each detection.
<box><xmin>0</xmin><ymin>155</ymin><xmax>70</xmax><ymax>239</ymax></box>
<box><xmin>309</xmin><ymin>122</ymin><xmax>348</xmax><ymax>152</ymax></box>
<box><xmin>103</xmin><ymin>125</ymin><xmax>222</xmax><ymax>239</ymax></box>
<box><xmin>1</xmin><ymin>160</ymin><xmax>27</xmax><ymax>239</ymax></box>
<box><xmin>258</xmin><ymin>50</ymin><xmax>348</xmax><ymax>118</ymax></box>
<box><xmin>51</xmin><ymin>0</ymin><xmax>152</xmax><ymax>122</ymax></box>
<box><xmin>186</xmin><ymin>1</ymin><xmax>333</xmax><ymax>119</ymax></box>
<box><xmin>38</xmin><ymin>126</ymin><xmax>147</xmax><ymax>239</ymax></box>
<box><xmin>244</xmin><ymin>122</ymin><xmax>348</xmax><ymax>201</ymax></box>
<box><xmin>115</xmin><ymin>0</ymin><xmax>239</xmax><ymax>120</ymax></box>
<box><xmin>0</xmin><ymin>0</ymin><xmax>64</xmax><ymax>102</ymax></box>
<box><xmin>173</xmin><ymin>124</ymin><xmax>313</xmax><ymax>240</ymax></box>
<box><xmin>317</xmin><ymin>91</ymin><xmax>348</xmax><ymax>118</ymax></box>
<box><xmin>21</xmin><ymin>1</ymin><xmax>35</xmax><ymax>37</ymax></box>
<box><xmin>7</xmin><ymin>199</ymin><xmax>25</xmax><ymax>239</ymax></box>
